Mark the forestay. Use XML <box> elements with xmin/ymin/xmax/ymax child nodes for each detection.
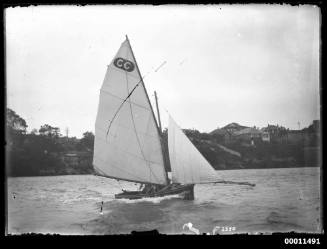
<box><xmin>168</xmin><ymin>116</ymin><xmax>219</xmax><ymax>184</ymax></box>
<box><xmin>93</xmin><ymin>38</ymin><xmax>168</xmax><ymax>185</ymax></box>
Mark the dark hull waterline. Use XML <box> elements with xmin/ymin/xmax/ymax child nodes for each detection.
<box><xmin>115</xmin><ymin>184</ymin><xmax>195</xmax><ymax>200</ymax></box>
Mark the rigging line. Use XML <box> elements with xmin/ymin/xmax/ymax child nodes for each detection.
<box><xmin>105</xmin><ymin>72</ymin><xmax>153</xmax><ymax>139</ymax></box>
<box><xmin>105</xmin><ymin>78</ymin><xmax>142</xmax><ymax>138</ymax></box>
<box><xmin>95</xmin><ymin>158</ymin><xmax>151</xmax><ymax>183</ymax></box>
<box><xmin>154</xmin><ymin>61</ymin><xmax>167</xmax><ymax>72</ymax></box>
<box><xmin>95</xmin><ymin>164</ymin><xmax>164</xmax><ymax>185</ymax></box>
<box><xmin>96</xmin><ymin>166</ymin><xmax>124</xmax><ymax>190</ymax></box>
<box><xmin>100</xmin><ymin>90</ymin><xmax>149</xmax><ymax>110</ymax></box>
<box><xmin>212</xmin><ymin>180</ymin><xmax>256</xmax><ymax>187</ymax></box>
<box><xmin>96</xmin><ymin>152</ymin><xmax>166</xmax><ymax>185</ymax></box>
<box><xmin>97</xmin><ymin>135</ymin><xmax>161</xmax><ymax>164</ymax></box>
<box><xmin>123</xmin><ymin>56</ymin><xmax>160</xmax><ymax>185</ymax></box>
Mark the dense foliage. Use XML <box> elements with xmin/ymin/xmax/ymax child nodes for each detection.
<box><xmin>6</xmin><ymin>108</ymin><xmax>320</xmax><ymax>177</ymax></box>
<box><xmin>6</xmin><ymin>108</ymin><xmax>94</xmax><ymax>176</ymax></box>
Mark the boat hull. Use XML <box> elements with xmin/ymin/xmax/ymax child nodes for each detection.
<box><xmin>115</xmin><ymin>184</ymin><xmax>195</xmax><ymax>200</ymax></box>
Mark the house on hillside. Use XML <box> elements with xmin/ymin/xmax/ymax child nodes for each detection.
<box><xmin>260</xmin><ymin>120</ymin><xmax>320</xmax><ymax>145</ymax></box>
<box><xmin>261</xmin><ymin>131</ymin><xmax>270</xmax><ymax>142</ymax></box>
<box><xmin>262</xmin><ymin>124</ymin><xmax>288</xmax><ymax>143</ymax></box>
<box><xmin>61</xmin><ymin>151</ymin><xmax>93</xmax><ymax>168</ymax></box>
<box><xmin>233</xmin><ymin>127</ymin><xmax>263</xmax><ymax>144</ymax></box>
<box><xmin>301</xmin><ymin>120</ymin><xmax>321</xmax><ymax>146</ymax></box>
<box><xmin>221</xmin><ymin>123</ymin><xmax>249</xmax><ymax>134</ymax></box>
<box><xmin>312</xmin><ymin>120</ymin><xmax>320</xmax><ymax>132</ymax></box>
<box><xmin>210</xmin><ymin>123</ymin><xmax>249</xmax><ymax>144</ymax></box>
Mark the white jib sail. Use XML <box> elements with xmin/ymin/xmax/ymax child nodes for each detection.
<box><xmin>168</xmin><ymin>116</ymin><xmax>219</xmax><ymax>184</ymax></box>
<box><xmin>93</xmin><ymin>38</ymin><xmax>167</xmax><ymax>185</ymax></box>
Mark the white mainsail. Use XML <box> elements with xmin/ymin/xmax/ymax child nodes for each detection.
<box><xmin>93</xmin><ymin>37</ymin><xmax>168</xmax><ymax>185</ymax></box>
<box><xmin>168</xmin><ymin>116</ymin><xmax>219</xmax><ymax>184</ymax></box>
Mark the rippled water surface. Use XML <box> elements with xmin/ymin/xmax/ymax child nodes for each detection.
<box><xmin>7</xmin><ymin>167</ymin><xmax>321</xmax><ymax>234</ymax></box>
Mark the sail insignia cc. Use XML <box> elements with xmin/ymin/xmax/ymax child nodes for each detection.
<box><xmin>113</xmin><ymin>57</ymin><xmax>135</xmax><ymax>72</ymax></box>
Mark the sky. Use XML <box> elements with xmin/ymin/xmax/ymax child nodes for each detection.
<box><xmin>6</xmin><ymin>5</ymin><xmax>320</xmax><ymax>138</ymax></box>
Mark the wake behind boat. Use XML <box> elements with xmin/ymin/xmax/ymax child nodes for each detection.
<box><xmin>93</xmin><ymin>35</ymin><xmax>250</xmax><ymax>200</ymax></box>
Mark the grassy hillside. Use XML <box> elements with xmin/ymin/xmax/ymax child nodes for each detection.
<box><xmin>165</xmin><ymin>128</ymin><xmax>320</xmax><ymax>170</ymax></box>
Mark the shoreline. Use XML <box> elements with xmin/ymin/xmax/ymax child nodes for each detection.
<box><xmin>6</xmin><ymin>165</ymin><xmax>320</xmax><ymax>178</ymax></box>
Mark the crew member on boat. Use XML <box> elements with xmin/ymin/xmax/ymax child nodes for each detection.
<box><xmin>140</xmin><ymin>184</ymin><xmax>163</xmax><ymax>194</ymax></box>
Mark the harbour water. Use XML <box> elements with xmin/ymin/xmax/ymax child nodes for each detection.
<box><xmin>7</xmin><ymin>167</ymin><xmax>322</xmax><ymax>235</ymax></box>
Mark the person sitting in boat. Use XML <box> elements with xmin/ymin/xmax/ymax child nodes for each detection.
<box><xmin>142</xmin><ymin>184</ymin><xmax>157</xmax><ymax>194</ymax></box>
<box><xmin>141</xmin><ymin>184</ymin><xmax>163</xmax><ymax>194</ymax></box>
<box><xmin>141</xmin><ymin>184</ymin><xmax>151</xmax><ymax>194</ymax></box>
<box><xmin>149</xmin><ymin>184</ymin><xmax>157</xmax><ymax>194</ymax></box>
<box><xmin>153</xmin><ymin>185</ymin><xmax>160</xmax><ymax>193</ymax></box>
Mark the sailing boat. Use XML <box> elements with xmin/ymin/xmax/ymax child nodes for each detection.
<box><xmin>93</xmin><ymin>36</ymin><xmax>220</xmax><ymax>200</ymax></box>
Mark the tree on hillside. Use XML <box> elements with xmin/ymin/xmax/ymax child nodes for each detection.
<box><xmin>37</xmin><ymin>124</ymin><xmax>63</xmax><ymax>153</ymax></box>
<box><xmin>59</xmin><ymin>136</ymin><xmax>80</xmax><ymax>151</ymax></box>
<box><xmin>6</xmin><ymin>108</ymin><xmax>28</xmax><ymax>150</ymax></box>
<box><xmin>77</xmin><ymin>131</ymin><xmax>94</xmax><ymax>151</ymax></box>
<box><xmin>31</xmin><ymin>129</ymin><xmax>38</xmax><ymax>135</ymax></box>
<box><xmin>39</xmin><ymin>124</ymin><xmax>61</xmax><ymax>138</ymax></box>
<box><xmin>21</xmin><ymin>132</ymin><xmax>65</xmax><ymax>174</ymax></box>
<box><xmin>6</xmin><ymin>108</ymin><xmax>28</xmax><ymax>134</ymax></box>
<box><xmin>183</xmin><ymin>129</ymin><xmax>201</xmax><ymax>139</ymax></box>
<box><xmin>6</xmin><ymin>108</ymin><xmax>30</xmax><ymax>176</ymax></box>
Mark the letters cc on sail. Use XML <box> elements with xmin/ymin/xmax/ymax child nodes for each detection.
<box><xmin>113</xmin><ymin>57</ymin><xmax>135</xmax><ymax>72</ymax></box>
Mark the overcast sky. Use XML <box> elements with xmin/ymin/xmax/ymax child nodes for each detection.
<box><xmin>6</xmin><ymin>5</ymin><xmax>320</xmax><ymax>138</ymax></box>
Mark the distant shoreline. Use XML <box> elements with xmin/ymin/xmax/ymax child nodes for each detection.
<box><xmin>215</xmin><ymin>165</ymin><xmax>320</xmax><ymax>171</ymax></box>
<box><xmin>6</xmin><ymin>165</ymin><xmax>320</xmax><ymax>178</ymax></box>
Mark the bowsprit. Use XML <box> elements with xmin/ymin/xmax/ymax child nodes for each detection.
<box><xmin>113</xmin><ymin>57</ymin><xmax>135</xmax><ymax>72</ymax></box>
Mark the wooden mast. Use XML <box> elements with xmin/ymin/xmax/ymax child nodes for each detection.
<box><xmin>154</xmin><ymin>90</ymin><xmax>171</xmax><ymax>177</ymax></box>
<box><xmin>154</xmin><ymin>91</ymin><xmax>162</xmax><ymax>132</ymax></box>
<box><xmin>125</xmin><ymin>35</ymin><xmax>170</xmax><ymax>184</ymax></box>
